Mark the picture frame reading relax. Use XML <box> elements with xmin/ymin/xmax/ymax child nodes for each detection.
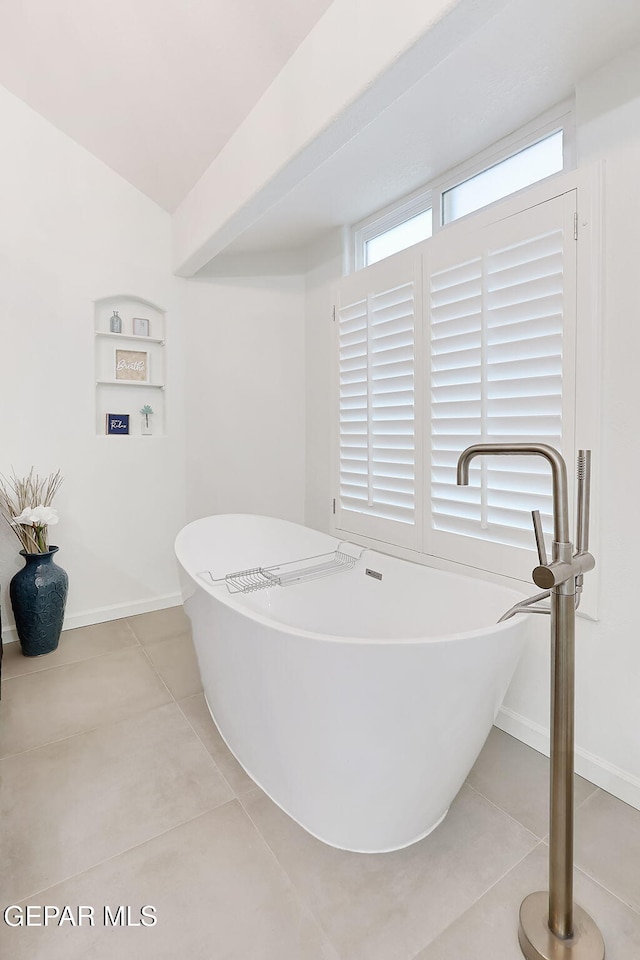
<box><xmin>106</xmin><ymin>413</ymin><xmax>130</xmax><ymax>435</ymax></box>
<box><xmin>132</xmin><ymin>317</ymin><xmax>150</xmax><ymax>337</ymax></box>
<box><xmin>115</xmin><ymin>349</ymin><xmax>149</xmax><ymax>382</ymax></box>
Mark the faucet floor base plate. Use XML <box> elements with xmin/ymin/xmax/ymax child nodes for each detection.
<box><xmin>519</xmin><ymin>892</ymin><xmax>605</xmax><ymax>960</ymax></box>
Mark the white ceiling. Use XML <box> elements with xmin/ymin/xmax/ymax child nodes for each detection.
<box><xmin>211</xmin><ymin>0</ymin><xmax>640</xmax><ymax>264</ymax></box>
<box><xmin>3</xmin><ymin>0</ymin><xmax>640</xmax><ymax>266</ymax></box>
<box><xmin>0</xmin><ymin>0</ymin><xmax>335</xmax><ymax>211</ymax></box>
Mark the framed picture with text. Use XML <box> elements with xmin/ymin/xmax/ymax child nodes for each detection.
<box><xmin>115</xmin><ymin>349</ymin><xmax>149</xmax><ymax>382</ymax></box>
<box><xmin>106</xmin><ymin>413</ymin><xmax>130</xmax><ymax>435</ymax></box>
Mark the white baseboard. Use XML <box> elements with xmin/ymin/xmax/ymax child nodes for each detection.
<box><xmin>497</xmin><ymin>706</ymin><xmax>640</xmax><ymax>813</ymax></box>
<box><xmin>1</xmin><ymin>593</ymin><xmax>183</xmax><ymax>645</ymax></box>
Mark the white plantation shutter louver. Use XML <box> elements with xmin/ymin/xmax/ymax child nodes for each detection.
<box><xmin>336</xmin><ymin>254</ymin><xmax>420</xmax><ymax>549</ymax></box>
<box><xmin>428</xmin><ymin>193</ymin><xmax>577</xmax><ymax>579</ymax></box>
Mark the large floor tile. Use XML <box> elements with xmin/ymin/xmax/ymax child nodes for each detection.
<box><xmin>143</xmin><ymin>633</ymin><xmax>202</xmax><ymax>700</ymax></box>
<box><xmin>0</xmin><ymin>702</ymin><xmax>233</xmax><ymax>902</ymax></box>
<box><xmin>0</xmin><ymin>647</ymin><xmax>171</xmax><ymax>757</ymax></box>
<box><xmin>468</xmin><ymin>727</ymin><xmax>597</xmax><ymax>837</ymax></box>
<box><xmin>575</xmin><ymin>788</ymin><xmax>640</xmax><ymax>911</ymax></box>
<box><xmin>0</xmin><ymin>802</ymin><xmax>340</xmax><ymax>960</ymax></box>
<box><xmin>2</xmin><ymin>619</ymin><xmax>138</xmax><ymax>680</ymax></box>
<box><xmin>243</xmin><ymin>783</ymin><xmax>538</xmax><ymax>960</ymax></box>
<box><xmin>178</xmin><ymin>693</ymin><xmax>256</xmax><ymax>796</ymax></box>
<box><xmin>126</xmin><ymin>606</ymin><xmax>190</xmax><ymax>646</ymax></box>
<box><xmin>414</xmin><ymin>842</ymin><xmax>640</xmax><ymax>960</ymax></box>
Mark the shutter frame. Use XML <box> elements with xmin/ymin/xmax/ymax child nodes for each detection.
<box><xmin>426</xmin><ymin>191</ymin><xmax>577</xmax><ymax>580</ymax></box>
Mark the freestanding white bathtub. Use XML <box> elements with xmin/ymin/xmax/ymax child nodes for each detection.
<box><xmin>175</xmin><ymin>514</ymin><xmax>530</xmax><ymax>853</ymax></box>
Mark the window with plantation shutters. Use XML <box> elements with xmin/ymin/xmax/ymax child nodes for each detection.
<box><xmin>334</xmin><ymin>189</ymin><xmax>578</xmax><ymax>581</ymax></box>
<box><xmin>427</xmin><ymin>191</ymin><xmax>577</xmax><ymax>580</ymax></box>
<box><xmin>335</xmin><ymin>251</ymin><xmax>422</xmax><ymax>549</ymax></box>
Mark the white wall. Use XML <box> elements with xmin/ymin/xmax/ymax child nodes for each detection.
<box><xmin>500</xmin><ymin>44</ymin><xmax>640</xmax><ymax>806</ymax></box>
<box><xmin>0</xmin><ymin>83</ymin><xmax>308</xmax><ymax>643</ymax></box>
<box><xmin>567</xmin><ymin>46</ymin><xmax>640</xmax><ymax>786</ymax></box>
<box><xmin>501</xmin><ymin>46</ymin><xmax>640</xmax><ymax>806</ymax></box>
<box><xmin>183</xmin><ymin>275</ymin><xmax>306</xmax><ymax>526</ymax></box>
<box><xmin>0</xmin><ymin>85</ymin><xmax>186</xmax><ymax>637</ymax></box>
<box><xmin>303</xmin><ymin>43</ymin><xmax>640</xmax><ymax>809</ymax></box>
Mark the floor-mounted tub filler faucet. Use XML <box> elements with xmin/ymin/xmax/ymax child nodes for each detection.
<box><xmin>457</xmin><ymin>443</ymin><xmax>604</xmax><ymax>960</ymax></box>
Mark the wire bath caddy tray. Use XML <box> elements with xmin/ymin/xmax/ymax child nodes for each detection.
<box><xmin>197</xmin><ymin>541</ymin><xmax>365</xmax><ymax>594</ymax></box>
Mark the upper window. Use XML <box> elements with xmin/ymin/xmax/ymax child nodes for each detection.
<box><xmin>441</xmin><ymin>131</ymin><xmax>563</xmax><ymax>225</ymax></box>
<box><xmin>352</xmin><ymin>187</ymin><xmax>433</xmax><ymax>272</ymax></box>
<box><xmin>351</xmin><ymin>105</ymin><xmax>573</xmax><ymax>271</ymax></box>
<box><xmin>365</xmin><ymin>209</ymin><xmax>433</xmax><ymax>266</ymax></box>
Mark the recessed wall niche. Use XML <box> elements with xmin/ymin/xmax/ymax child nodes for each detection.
<box><xmin>94</xmin><ymin>294</ymin><xmax>166</xmax><ymax>437</ymax></box>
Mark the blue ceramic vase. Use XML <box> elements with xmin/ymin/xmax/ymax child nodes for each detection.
<box><xmin>10</xmin><ymin>546</ymin><xmax>68</xmax><ymax>657</ymax></box>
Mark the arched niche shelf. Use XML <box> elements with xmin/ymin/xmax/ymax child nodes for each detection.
<box><xmin>94</xmin><ymin>294</ymin><xmax>166</xmax><ymax>437</ymax></box>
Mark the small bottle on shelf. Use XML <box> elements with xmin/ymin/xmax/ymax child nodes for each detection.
<box><xmin>109</xmin><ymin>310</ymin><xmax>122</xmax><ymax>334</ymax></box>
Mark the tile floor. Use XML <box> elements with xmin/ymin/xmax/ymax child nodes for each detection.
<box><xmin>0</xmin><ymin>608</ymin><xmax>639</xmax><ymax>959</ymax></box>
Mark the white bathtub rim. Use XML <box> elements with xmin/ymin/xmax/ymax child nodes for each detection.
<box><xmin>202</xmin><ymin>691</ymin><xmax>450</xmax><ymax>854</ymax></box>
<box><xmin>176</xmin><ymin>514</ymin><xmax>528</xmax><ymax>647</ymax></box>
<box><xmin>192</xmin><ymin>585</ymin><xmax>527</xmax><ymax>646</ymax></box>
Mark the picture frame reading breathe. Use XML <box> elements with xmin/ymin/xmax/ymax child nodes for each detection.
<box><xmin>115</xmin><ymin>349</ymin><xmax>149</xmax><ymax>382</ymax></box>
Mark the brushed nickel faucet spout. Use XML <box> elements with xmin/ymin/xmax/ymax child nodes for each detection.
<box><xmin>456</xmin><ymin>443</ymin><xmax>603</xmax><ymax>960</ymax></box>
<box><xmin>456</xmin><ymin>442</ymin><xmax>570</xmax><ymax>544</ymax></box>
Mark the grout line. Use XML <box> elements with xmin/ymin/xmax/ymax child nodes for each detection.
<box><xmin>525</xmin><ymin>836</ymin><xmax>640</xmax><ymax>921</ymax></box>
<box><xmin>18</xmin><ymin>796</ymin><xmax>340</xmax><ymax>960</ymax></box>
<box><xmin>171</xmin><ymin>699</ymin><xmax>339</xmax><ymax>957</ymax></box>
<box><xmin>1</xmin><ymin>616</ymin><xmax>244</xmax><ymax>909</ymax></box>
<box><xmin>14</xmin><ymin>802</ymin><xmax>240</xmax><ymax>906</ymax></box>
<box><xmin>576</xmin><ymin>782</ymin><xmax>603</xmax><ymax>811</ymax></box>
<box><xmin>119</xmin><ymin>618</ymin><xmax>142</xmax><ymax>643</ymax></box>
<box><xmin>573</xmin><ymin>861</ymin><xmax>640</xmax><ymax>918</ymax></box>
<box><xmin>1</xmin><ymin>624</ymin><xmax>141</xmax><ymax>682</ymax></box>
<box><xmin>465</xmin><ymin>781</ymin><xmax>542</xmax><ymax>843</ymax></box>
<box><xmin>0</xmin><ymin>619</ymin><xmax>194</xmax><ymax>763</ymax></box>
<box><xmin>125</xmin><ymin>624</ymin><xmax>191</xmax><ymax>648</ymax></box>
<box><xmin>237</xmin><ymin>786</ymin><xmax>264</xmax><ymax>806</ymax></box>
<box><xmin>137</xmin><ymin>642</ymin><xmax>178</xmax><ymax>702</ymax></box>
<box><xmin>534</xmin><ymin>785</ymin><xmax>609</xmax><ymax>845</ymax></box>
<box><xmin>239</xmin><ymin>801</ymin><xmax>344</xmax><ymax>960</ymax></box>
<box><xmin>174</xmin><ymin>696</ymin><xmax>238</xmax><ymax>799</ymax></box>
<box><xmin>466</xmin><ymin>777</ymin><xmax>640</xmax><ymax>916</ymax></box>
<box><xmin>406</xmin><ymin>840</ymin><xmax>549</xmax><ymax>960</ymax></box>
<box><xmin>0</xmin><ymin>698</ymin><xmax>177</xmax><ymax>765</ymax></box>
<box><xmin>466</xmin><ymin>761</ymin><xmax>602</xmax><ymax>839</ymax></box>
<box><xmin>576</xmin><ymin>781</ymin><xmax>602</xmax><ymax>809</ymax></box>
<box><xmin>0</xmin><ymin>664</ymin><xmax>177</xmax><ymax>765</ymax></box>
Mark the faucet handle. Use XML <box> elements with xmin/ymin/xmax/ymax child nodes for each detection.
<box><xmin>531</xmin><ymin>510</ymin><xmax>549</xmax><ymax>566</ymax></box>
